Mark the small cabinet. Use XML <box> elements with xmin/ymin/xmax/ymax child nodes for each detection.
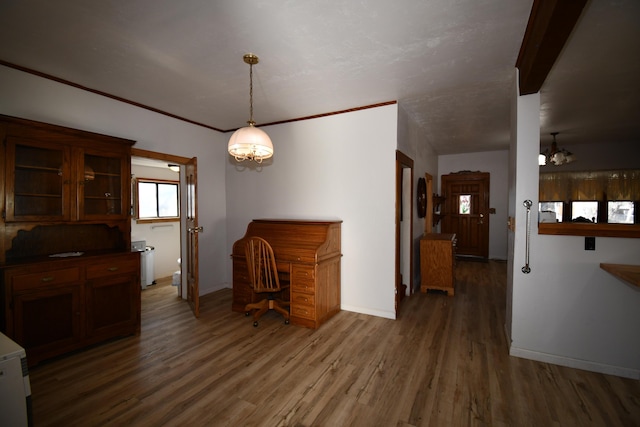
<box><xmin>2</xmin><ymin>252</ymin><xmax>140</xmax><ymax>366</ymax></box>
<box><xmin>7</xmin><ymin>264</ymin><xmax>84</xmax><ymax>363</ymax></box>
<box><xmin>1</xmin><ymin>114</ymin><xmax>134</xmax><ymax>225</ymax></box>
<box><xmin>12</xmin><ymin>283</ymin><xmax>84</xmax><ymax>361</ymax></box>
<box><xmin>420</xmin><ymin>233</ymin><xmax>456</xmax><ymax>296</ymax></box>
<box><xmin>85</xmin><ymin>254</ymin><xmax>140</xmax><ymax>339</ymax></box>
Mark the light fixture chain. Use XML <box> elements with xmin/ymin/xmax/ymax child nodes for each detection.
<box><xmin>249</xmin><ymin>62</ymin><xmax>254</xmax><ymax>124</ymax></box>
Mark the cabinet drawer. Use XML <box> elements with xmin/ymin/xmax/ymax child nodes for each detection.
<box><xmin>291</xmin><ymin>279</ymin><xmax>315</xmax><ymax>294</ymax></box>
<box><xmin>291</xmin><ymin>291</ymin><xmax>315</xmax><ymax>307</ymax></box>
<box><xmin>292</xmin><ymin>265</ymin><xmax>315</xmax><ymax>281</ymax></box>
<box><xmin>86</xmin><ymin>257</ymin><xmax>138</xmax><ymax>279</ymax></box>
<box><xmin>291</xmin><ymin>304</ymin><xmax>315</xmax><ymax>320</ymax></box>
<box><xmin>11</xmin><ymin>267</ymin><xmax>81</xmax><ymax>292</ymax></box>
<box><xmin>291</xmin><ymin>265</ymin><xmax>315</xmax><ymax>293</ymax></box>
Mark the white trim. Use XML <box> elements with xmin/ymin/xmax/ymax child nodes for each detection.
<box><xmin>341</xmin><ymin>304</ymin><xmax>396</xmax><ymax>320</ymax></box>
<box><xmin>510</xmin><ymin>346</ymin><xmax>640</xmax><ymax>380</ymax></box>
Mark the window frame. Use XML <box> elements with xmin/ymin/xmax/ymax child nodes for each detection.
<box><xmin>135</xmin><ymin>178</ymin><xmax>180</xmax><ymax>223</ymax></box>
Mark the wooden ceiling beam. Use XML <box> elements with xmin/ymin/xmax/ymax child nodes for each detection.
<box><xmin>516</xmin><ymin>0</ymin><xmax>588</xmax><ymax>95</ymax></box>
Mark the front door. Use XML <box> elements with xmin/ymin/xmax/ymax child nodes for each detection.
<box><xmin>441</xmin><ymin>172</ymin><xmax>490</xmax><ymax>259</ymax></box>
<box><xmin>186</xmin><ymin>157</ymin><xmax>200</xmax><ymax>317</ymax></box>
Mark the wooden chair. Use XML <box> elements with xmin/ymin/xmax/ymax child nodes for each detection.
<box><xmin>244</xmin><ymin>236</ymin><xmax>290</xmax><ymax>327</ymax></box>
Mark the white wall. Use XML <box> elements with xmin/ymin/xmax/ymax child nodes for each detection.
<box><xmin>226</xmin><ymin>105</ymin><xmax>399</xmax><ymax>319</ymax></box>
<box><xmin>131</xmin><ymin>164</ymin><xmax>181</xmax><ymax>280</ymax></box>
<box><xmin>438</xmin><ymin>151</ymin><xmax>510</xmax><ymax>260</ymax></box>
<box><xmin>0</xmin><ymin>65</ymin><xmax>229</xmax><ymax>295</ymax></box>
<box><xmin>397</xmin><ymin>103</ymin><xmax>439</xmax><ymax>287</ymax></box>
<box><xmin>510</xmin><ymin>83</ymin><xmax>640</xmax><ymax>380</ymax></box>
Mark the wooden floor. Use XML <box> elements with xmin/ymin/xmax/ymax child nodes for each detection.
<box><xmin>29</xmin><ymin>261</ymin><xmax>640</xmax><ymax>426</ymax></box>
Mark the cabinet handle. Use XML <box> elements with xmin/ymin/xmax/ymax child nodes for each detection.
<box><xmin>41</xmin><ymin>276</ymin><xmax>54</xmax><ymax>282</ymax></box>
<box><xmin>107</xmin><ymin>267</ymin><xmax>119</xmax><ymax>272</ymax></box>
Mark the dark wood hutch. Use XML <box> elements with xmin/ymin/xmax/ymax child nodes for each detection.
<box><xmin>0</xmin><ymin>114</ymin><xmax>140</xmax><ymax>366</ymax></box>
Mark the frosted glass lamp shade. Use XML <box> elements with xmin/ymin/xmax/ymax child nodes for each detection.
<box><xmin>228</xmin><ymin>125</ymin><xmax>274</xmax><ymax>162</ymax></box>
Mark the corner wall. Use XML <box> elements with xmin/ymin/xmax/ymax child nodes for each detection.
<box><xmin>509</xmin><ymin>77</ymin><xmax>640</xmax><ymax>380</ymax></box>
<box><xmin>225</xmin><ymin>104</ymin><xmax>399</xmax><ymax>319</ymax></box>
<box><xmin>397</xmin><ymin>103</ymin><xmax>439</xmax><ymax>288</ymax></box>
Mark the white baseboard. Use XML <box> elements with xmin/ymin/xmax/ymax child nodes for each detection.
<box><xmin>340</xmin><ymin>304</ymin><xmax>396</xmax><ymax>320</ymax></box>
<box><xmin>509</xmin><ymin>346</ymin><xmax>640</xmax><ymax>380</ymax></box>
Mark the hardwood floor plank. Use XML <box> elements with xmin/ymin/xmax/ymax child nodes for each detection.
<box><xmin>27</xmin><ymin>264</ymin><xmax>640</xmax><ymax>426</ymax></box>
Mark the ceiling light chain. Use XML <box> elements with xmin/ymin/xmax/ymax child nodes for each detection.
<box><xmin>248</xmin><ymin>56</ymin><xmax>254</xmax><ymax>125</ymax></box>
<box><xmin>227</xmin><ymin>53</ymin><xmax>273</xmax><ymax>163</ymax></box>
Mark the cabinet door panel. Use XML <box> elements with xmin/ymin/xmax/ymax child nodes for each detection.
<box><xmin>13</xmin><ymin>285</ymin><xmax>83</xmax><ymax>353</ymax></box>
<box><xmin>86</xmin><ymin>276</ymin><xmax>138</xmax><ymax>338</ymax></box>
<box><xmin>79</xmin><ymin>152</ymin><xmax>128</xmax><ymax>220</ymax></box>
<box><xmin>5</xmin><ymin>138</ymin><xmax>71</xmax><ymax>222</ymax></box>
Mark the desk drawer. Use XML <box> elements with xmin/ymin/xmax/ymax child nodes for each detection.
<box><xmin>291</xmin><ymin>303</ymin><xmax>315</xmax><ymax>320</ymax></box>
<box><xmin>11</xmin><ymin>267</ymin><xmax>81</xmax><ymax>292</ymax></box>
<box><xmin>292</xmin><ymin>265</ymin><xmax>315</xmax><ymax>281</ymax></box>
<box><xmin>291</xmin><ymin>265</ymin><xmax>315</xmax><ymax>293</ymax></box>
<box><xmin>291</xmin><ymin>291</ymin><xmax>315</xmax><ymax>307</ymax></box>
<box><xmin>86</xmin><ymin>257</ymin><xmax>138</xmax><ymax>279</ymax></box>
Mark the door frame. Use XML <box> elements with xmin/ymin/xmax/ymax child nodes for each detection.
<box><xmin>131</xmin><ymin>148</ymin><xmax>194</xmax><ymax>302</ymax></box>
<box><xmin>441</xmin><ymin>171</ymin><xmax>490</xmax><ymax>259</ymax></box>
<box><xmin>395</xmin><ymin>150</ymin><xmax>414</xmax><ymax>316</ymax></box>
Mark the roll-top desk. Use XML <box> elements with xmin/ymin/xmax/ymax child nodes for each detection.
<box><xmin>232</xmin><ymin>219</ymin><xmax>342</xmax><ymax>329</ymax></box>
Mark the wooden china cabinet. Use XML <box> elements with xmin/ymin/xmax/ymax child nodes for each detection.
<box><xmin>0</xmin><ymin>114</ymin><xmax>140</xmax><ymax>366</ymax></box>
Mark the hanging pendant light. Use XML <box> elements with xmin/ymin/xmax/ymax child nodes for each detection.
<box><xmin>228</xmin><ymin>53</ymin><xmax>273</xmax><ymax>163</ymax></box>
<box><xmin>539</xmin><ymin>132</ymin><xmax>575</xmax><ymax>166</ymax></box>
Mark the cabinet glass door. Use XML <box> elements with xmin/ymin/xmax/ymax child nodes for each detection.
<box><xmin>6</xmin><ymin>139</ymin><xmax>69</xmax><ymax>221</ymax></box>
<box><xmin>80</xmin><ymin>152</ymin><xmax>125</xmax><ymax>219</ymax></box>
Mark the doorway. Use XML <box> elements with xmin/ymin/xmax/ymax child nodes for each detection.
<box><xmin>395</xmin><ymin>151</ymin><xmax>414</xmax><ymax>316</ymax></box>
<box><xmin>441</xmin><ymin>172</ymin><xmax>490</xmax><ymax>259</ymax></box>
<box><xmin>131</xmin><ymin>148</ymin><xmax>200</xmax><ymax>317</ymax></box>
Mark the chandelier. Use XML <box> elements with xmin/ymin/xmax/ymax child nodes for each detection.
<box><xmin>228</xmin><ymin>53</ymin><xmax>273</xmax><ymax>163</ymax></box>
<box><xmin>539</xmin><ymin>132</ymin><xmax>575</xmax><ymax>166</ymax></box>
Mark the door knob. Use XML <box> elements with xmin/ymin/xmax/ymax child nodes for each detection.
<box><xmin>188</xmin><ymin>226</ymin><xmax>203</xmax><ymax>233</ymax></box>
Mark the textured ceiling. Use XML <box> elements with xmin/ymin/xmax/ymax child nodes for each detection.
<box><xmin>0</xmin><ymin>0</ymin><xmax>638</xmax><ymax>155</ymax></box>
